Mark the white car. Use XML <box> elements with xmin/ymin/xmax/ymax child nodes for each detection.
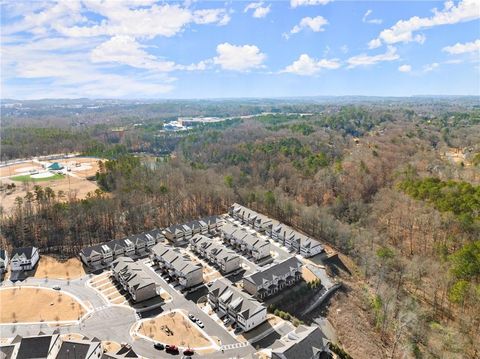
<box><xmin>52</xmin><ymin>285</ymin><xmax>61</xmax><ymax>290</ymax></box>
<box><xmin>196</xmin><ymin>320</ymin><xmax>204</xmax><ymax>328</ymax></box>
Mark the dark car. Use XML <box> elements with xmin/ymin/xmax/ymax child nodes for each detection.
<box><xmin>183</xmin><ymin>348</ymin><xmax>194</xmax><ymax>356</ymax></box>
<box><xmin>165</xmin><ymin>345</ymin><xmax>179</xmax><ymax>354</ymax></box>
<box><xmin>154</xmin><ymin>342</ymin><xmax>165</xmax><ymax>350</ymax></box>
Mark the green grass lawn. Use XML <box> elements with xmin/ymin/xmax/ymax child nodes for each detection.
<box><xmin>11</xmin><ymin>173</ymin><xmax>65</xmax><ymax>183</ymax></box>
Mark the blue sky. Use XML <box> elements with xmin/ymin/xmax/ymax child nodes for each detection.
<box><xmin>1</xmin><ymin>0</ymin><xmax>479</xmax><ymax>99</ymax></box>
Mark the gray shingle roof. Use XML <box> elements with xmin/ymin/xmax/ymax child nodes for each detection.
<box><xmin>243</xmin><ymin>257</ymin><xmax>302</xmax><ymax>287</ymax></box>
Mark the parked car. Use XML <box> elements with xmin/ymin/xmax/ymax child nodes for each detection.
<box><xmin>223</xmin><ymin>317</ymin><xmax>230</xmax><ymax>325</ymax></box>
<box><xmin>165</xmin><ymin>345</ymin><xmax>179</xmax><ymax>353</ymax></box>
<box><xmin>188</xmin><ymin>314</ymin><xmax>196</xmax><ymax>322</ymax></box>
<box><xmin>196</xmin><ymin>320</ymin><xmax>204</xmax><ymax>328</ymax></box>
<box><xmin>52</xmin><ymin>285</ymin><xmax>61</xmax><ymax>290</ymax></box>
<box><xmin>183</xmin><ymin>348</ymin><xmax>194</xmax><ymax>356</ymax></box>
<box><xmin>154</xmin><ymin>343</ymin><xmax>165</xmax><ymax>350</ymax></box>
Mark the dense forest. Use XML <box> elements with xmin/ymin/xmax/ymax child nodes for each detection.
<box><xmin>0</xmin><ymin>98</ymin><xmax>479</xmax><ymax>359</ymax></box>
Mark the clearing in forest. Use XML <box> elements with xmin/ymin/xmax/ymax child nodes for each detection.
<box><xmin>34</xmin><ymin>256</ymin><xmax>86</xmax><ymax>280</ymax></box>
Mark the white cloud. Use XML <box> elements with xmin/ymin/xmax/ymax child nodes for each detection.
<box><xmin>443</xmin><ymin>39</ymin><xmax>480</xmax><ymax>54</ymax></box>
<box><xmin>290</xmin><ymin>0</ymin><xmax>331</xmax><ymax>8</ymax></box>
<box><xmin>362</xmin><ymin>10</ymin><xmax>383</xmax><ymax>24</ymax></box>
<box><xmin>50</xmin><ymin>2</ymin><xmax>230</xmax><ymax>39</ymax></box>
<box><xmin>347</xmin><ymin>46</ymin><xmax>399</xmax><ymax>68</ymax></box>
<box><xmin>282</xmin><ymin>54</ymin><xmax>340</xmax><ymax>75</ymax></box>
<box><xmin>368</xmin><ymin>38</ymin><xmax>382</xmax><ymax>49</ymax></box>
<box><xmin>91</xmin><ymin>35</ymin><xmax>176</xmax><ymax>71</ymax></box>
<box><xmin>244</xmin><ymin>2</ymin><xmax>271</xmax><ymax>18</ymax></box>
<box><xmin>368</xmin><ymin>0</ymin><xmax>480</xmax><ymax>47</ymax></box>
<box><xmin>286</xmin><ymin>16</ymin><xmax>328</xmax><ymax>37</ymax></box>
<box><xmin>398</xmin><ymin>64</ymin><xmax>412</xmax><ymax>72</ymax></box>
<box><xmin>423</xmin><ymin>62</ymin><xmax>439</xmax><ymax>72</ymax></box>
<box><xmin>213</xmin><ymin>43</ymin><xmax>266</xmax><ymax>71</ymax></box>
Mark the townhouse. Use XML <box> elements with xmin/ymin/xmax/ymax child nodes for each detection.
<box><xmin>0</xmin><ymin>249</ymin><xmax>8</xmax><ymax>275</ymax></box>
<box><xmin>0</xmin><ymin>331</ymin><xmax>116</xmax><ymax>359</ymax></box>
<box><xmin>270</xmin><ymin>325</ymin><xmax>330</xmax><ymax>359</ymax></box>
<box><xmin>10</xmin><ymin>246</ymin><xmax>40</xmax><ymax>271</ymax></box>
<box><xmin>111</xmin><ymin>257</ymin><xmax>157</xmax><ymax>303</ymax></box>
<box><xmin>189</xmin><ymin>234</ymin><xmax>241</xmax><ymax>274</ymax></box>
<box><xmin>79</xmin><ymin>229</ymin><xmax>162</xmax><ymax>267</ymax></box>
<box><xmin>208</xmin><ymin>279</ymin><xmax>267</xmax><ymax>332</ymax></box>
<box><xmin>243</xmin><ymin>257</ymin><xmax>303</xmax><ymax>299</ymax></box>
<box><xmin>150</xmin><ymin>243</ymin><xmax>203</xmax><ymax>288</ymax></box>
<box><xmin>164</xmin><ymin>216</ymin><xmax>222</xmax><ymax>245</ymax></box>
<box><xmin>229</xmin><ymin>203</ymin><xmax>324</xmax><ymax>258</ymax></box>
<box><xmin>220</xmin><ymin>224</ymin><xmax>270</xmax><ymax>261</ymax></box>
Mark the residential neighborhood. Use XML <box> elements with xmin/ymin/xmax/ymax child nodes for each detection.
<box><xmin>0</xmin><ymin>204</ymin><xmax>339</xmax><ymax>359</ymax></box>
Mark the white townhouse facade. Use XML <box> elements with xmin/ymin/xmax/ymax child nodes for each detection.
<box><xmin>79</xmin><ymin>229</ymin><xmax>163</xmax><ymax>267</ymax></box>
<box><xmin>243</xmin><ymin>257</ymin><xmax>303</xmax><ymax>299</ymax></box>
<box><xmin>229</xmin><ymin>203</ymin><xmax>324</xmax><ymax>258</ymax></box>
<box><xmin>150</xmin><ymin>243</ymin><xmax>203</xmax><ymax>288</ymax></box>
<box><xmin>189</xmin><ymin>234</ymin><xmax>241</xmax><ymax>274</ymax></box>
<box><xmin>164</xmin><ymin>216</ymin><xmax>222</xmax><ymax>245</ymax></box>
<box><xmin>10</xmin><ymin>247</ymin><xmax>40</xmax><ymax>271</ymax></box>
<box><xmin>0</xmin><ymin>249</ymin><xmax>8</xmax><ymax>274</ymax></box>
<box><xmin>111</xmin><ymin>257</ymin><xmax>157</xmax><ymax>302</ymax></box>
<box><xmin>208</xmin><ymin>279</ymin><xmax>267</xmax><ymax>333</ymax></box>
<box><xmin>220</xmin><ymin>223</ymin><xmax>270</xmax><ymax>261</ymax></box>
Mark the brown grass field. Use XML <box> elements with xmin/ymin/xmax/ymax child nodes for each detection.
<box><xmin>0</xmin><ymin>157</ymin><xmax>103</xmax><ymax>213</ymax></box>
<box><xmin>34</xmin><ymin>256</ymin><xmax>86</xmax><ymax>280</ymax></box>
<box><xmin>0</xmin><ymin>287</ymin><xmax>86</xmax><ymax>323</ymax></box>
<box><xmin>138</xmin><ymin>311</ymin><xmax>211</xmax><ymax>348</ymax></box>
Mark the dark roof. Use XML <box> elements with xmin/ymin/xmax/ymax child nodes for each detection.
<box><xmin>271</xmin><ymin>326</ymin><xmax>329</xmax><ymax>359</ymax></box>
<box><xmin>56</xmin><ymin>341</ymin><xmax>92</xmax><ymax>359</ymax></box>
<box><xmin>11</xmin><ymin>247</ymin><xmax>36</xmax><ymax>260</ymax></box>
<box><xmin>17</xmin><ymin>335</ymin><xmax>53</xmax><ymax>359</ymax></box>
<box><xmin>243</xmin><ymin>257</ymin><xmax>302</xmax><ymax>286</ymax></box>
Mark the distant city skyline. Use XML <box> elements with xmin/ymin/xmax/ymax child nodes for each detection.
<box><xmin>1</xmin><ymin>0</ymin><xmax>479</xmax><ymax>99</ymax></box>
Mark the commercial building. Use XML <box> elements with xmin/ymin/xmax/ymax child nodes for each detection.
<box><xmin>111</xmin><ymin>257</ymin><xmax>157</xmax><ymax>303</ymax></box>
<box><xmin>151</xmin><ymin>243</ymin><xmax>203</xmax><ymax>288</ymax></box>
<box><xmin>208</xmin><ymin>279</ymin><xmax>267</xmax><ymax>332</ymax></box>
<box><xmin>189</xmin><ymin>234</ymin><xmax>241</xmax><ymax>274</ymax></box>
<box><xmin>10</xmin><ymin>247</ymin><xmax>40</xmax><ymax>271</ymax></box>
<box><xmin>243</xmin><ymin>257</ymin><xmax>303</xmax><ymax>299</ymax></box>
<box><xmin>270</xmin><ymin>325</ymin><xmax>330</xmax><ymax>359</ymax></box>
<box><xmin>79</xmin><ymin>229</ymin><xmax>163</xmax><ymax>267</ymax></box>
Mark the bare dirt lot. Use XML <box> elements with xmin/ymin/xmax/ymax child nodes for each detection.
<box><xmin>34</xmin><ymin>256</ymin><xmax>86</xmax><ymax>280</ymax></box>
<box><xmin>0</xmin><ymin>157</ymin><xmax>103</xmax><ymax>213</ymax></box>
<box><xmin>0</xmin><ymin>287</ymin><xmax>86</xmax><ymax>323</ymax></box>
<box><xmin>138</xmin><ymin>311</ymin><xmax>212</xmax><ymax>348</ymax></box>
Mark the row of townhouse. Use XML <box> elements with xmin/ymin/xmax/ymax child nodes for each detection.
<box><xmin>0</xmin><ymin>330</ymin><xmax>102</xmax><ymax>359</ymax></box>
<box><xmin>0</xmin><ymin>331</ymin><xmax>138</xmax><ymax>359</ymax></box>
<box><xmin>79</xmin><ymin>229</ymin><xmax>163</xmax><ymax>267</ymax></box>
<box><xmin>164</xmin><ymin>216</ymin><xmax>222</xmax><ymax>245</ymax></box>
<box><xmin>243</xmin><ymin>257</ymin><xmax>303</xmax><ymax>299</ymax></box>
<box><xmin>220</xmin><ymin>222</ymin><xmax>270</xmax><ymax>261</ymax></box>
<box><xmin>229</xmin><ymin>203</ymin><xmax>323</xmax><ymax>258</ymax></box>
<box><xmin>208</xmin><ymin>279</ymin><xmax>267</xmax><ymax>333</ymax></box>
<box><xmin>150</xmin><ymin>243</ymin><xmax>203</xmax><ymax>288</ymax></box>
<box><xmin>111</xmin><ymin>257</ymin><xmax>157</xmax><ymax>303</ymax></box>
<box><xmin>189</xmin><ymin>234</ymin><xmax>241</xmax><ymax>274</ymax></box>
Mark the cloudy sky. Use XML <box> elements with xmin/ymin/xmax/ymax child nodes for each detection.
<box><xmin>1</xmin><ymin>0</ymin><xmax>479</xmax><ymax>99</ymax></box>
